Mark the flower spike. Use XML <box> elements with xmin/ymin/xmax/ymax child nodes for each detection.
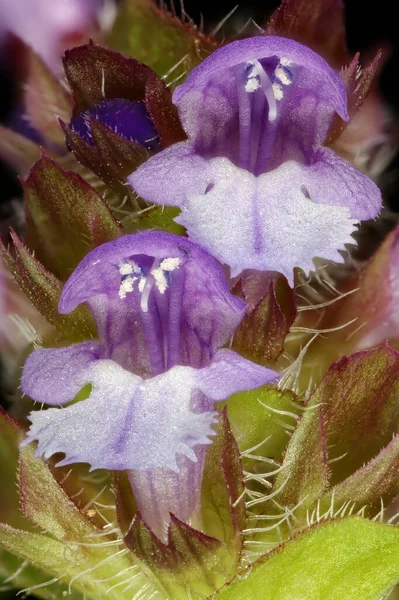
<box><xmin>129</xmin><ymin>36</ymin><xmax>382</xmax><ymax>284</ymax></box>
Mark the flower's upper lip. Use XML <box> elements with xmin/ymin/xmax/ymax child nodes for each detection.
<box><xmin>173</xmin><ymin>35</ymin><xmax>349</xmax><ymax>122</ymax></box>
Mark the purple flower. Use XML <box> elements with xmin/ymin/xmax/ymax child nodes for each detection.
<box><xmin>20</xmin><ymin>232</ymin><xmax>278</xmax><ymax>540</ymax></box>
<box><xmin>0</xmin><ymin>0</ymin><xmax>103</xmax><ymax>73</ymax></box>
<box><xmin>129</xmin><ymin>37</ymin><xmax>382</xmax><ymax>285</ymax></box>
<box><xmin>69</xmin><ymin>99</ymin><xmax>159</xmax><ymax>150</ymax></box>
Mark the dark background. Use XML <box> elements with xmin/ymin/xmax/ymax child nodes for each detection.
<box><xmin>0</xmin><ymin>0</ymin><xmax>398</xmax><ymax>597</ymax></box>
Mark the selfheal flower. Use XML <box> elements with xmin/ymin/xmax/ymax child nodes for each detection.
<box><xmin>129</xmin><ymin>36</ymin><xmax>382</xmax><ymax>284</ymax></box>
<box><xmin>20</xmin><ymin>231</ymin><xmax>278</xmax><ymax>540</ymax></box>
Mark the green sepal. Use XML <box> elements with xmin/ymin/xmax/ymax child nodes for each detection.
<box><xmin>273</xmin><ymin>344</ymin><xmax>399</xmax><ymax>519</ymax></box>
<box><xmin>24</xmin><ymin>49</ymin><xmax>73</xmax><ymax>146</ymax></box>
<box><xmin>0</xmin><ymin>523</ymin><xmax>137</xmax><ymax>600</ymax></box>
<box><xmin>232</xmin><ymin>274</ymin><xmax>297</xmax><ymax>365</ymax></box>
<box><xmin>145</xmin><ymin>72</ymin><xmax>186</xmax><ymax>147</ymax></box>
<box><xmin>23</xmin><ymin>152</ymin><xmax>121</xmax><ymax>280</ymax></box>
<box><xmin>212</xmin><ymin>518</ymin><xmax>399</xmax><ymax>600</ymax></box>
<box><xmin>0</xmin><ymin>547</ymin><xmax>84</xmax><ymax>600</ymax></box>
<box><xmin>0</xmin><ymin>230</ymin><xmax>96</xmax><ymax>342</ymax></box>
<box><xmin>62</xmin><ymin>118</ymin><xmax>150</xmax><ymax>197</ymax></box>
<box><xmin>125</xmin><ymin>513</ymin><xmax>226</xmax><ymax>599</ymax></box>
<box><xmin>265</xmin><ymin>0</ymin><xmax>348</xmax><ymax>65</ymax></box>
<box><xmin>136</xmin><ymin>206</ymin><xmax>185</xmax><ymax>235</ymax></box>
<box><xmin>107</xmin><ymin>0</ymin><xmax>217</xmax><ymax>79</ymax></box>
<box><xmin>0</xmin><ymin>407</ymin><xmax>33</xmax><ymax>531</ymax></box>
<box><xmin>201</xmin><ymin>408</ymin><xmax>245</xmax><ymax>549</ymax></box>
<box><xmin>63</xmin><ymin>42</ymin><xmax>154</xmax><ymax>115</ymax></box>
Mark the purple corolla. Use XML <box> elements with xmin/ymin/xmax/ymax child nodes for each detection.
<box><xmin>129</xmin><ymin>37</ymin><xmax>382</xmax><ymax>284</ymax></box>
<box><xmin>20</xmin><ymin>232</ymin><xmax>278</xmax><ymax>540</ymax></box>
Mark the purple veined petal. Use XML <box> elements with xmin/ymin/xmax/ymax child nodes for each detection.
<box><xmin>304</xmin><ymin>147</ymin><xmax>382</xmax><ymax>221</ymax></box>
<box><xmin>23</xmin><ymin>358</ymin><xmax>218</xmax><ymax>472</ymax></box>
<box><xmin>168</xmin><ymin>156</ymin><xmax>359</xmax><ymax>284</ymax></box>
<box><xmin>20</xmin><ymin>341</ymin><xmax>103</xmax><ymax>406</ymax></box>
<box><xmin>127</xmin><ymin>452</ymin><xmax>205</xmax><ymax>542</ymax></box>
<box><xmin>69</xmin><ymin>99</ymin><xmax>159</xmax><ymax>150</ymax></box>
<box><xmin>171</xmin><ymin>36</ymin><xmax>348</xmax><ymax>171</ymax></box>
<box><xmin>195</xmin><ymin>349</ymin><xmax>279</xmax><ymax>401</ymax></box>
<box><xmin>59</xmin><ymin>231</ymin><xmax>246</xmax><ymax>373</ymax></box>
<box><xmin>127</xmin><ymin>141</ymin><xmax>209</xmax><ymax>208</ymax></box>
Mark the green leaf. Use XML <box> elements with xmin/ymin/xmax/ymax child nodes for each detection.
<box><xmin>24</xmin><ymin>153</ymin><xmax>121</xmax><ymax>280</ymax></box>
<box><xmin>107</xmin><ymin>0</ymin><xmax>217</xmax><ymax>78</ymax></box>
<box><xmin>0</xmin><ymin>231</ymin><xmax>96</xmax><ymax>342</ymax></box>
<box><xmin>212</xmin><ymin>518</ymin><xmax>399</xmax><ymax>600</ymax></box>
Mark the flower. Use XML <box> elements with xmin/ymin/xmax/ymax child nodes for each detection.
<box><xmin>129</xmin><ymin>36</ymin><xmax>382</xmax><ymax>284</ymax></box>
<box><xmin>0</xmin><ymin>0</ymin><xmax>103</xmax><ymax>73</ymax></box>
<box><xmin>20</xmin><ymin>231</ymin><xmax>278</xmax><ymax>540</ymax></box>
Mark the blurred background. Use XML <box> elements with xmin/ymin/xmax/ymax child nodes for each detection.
<box><xmin>0</xmin><ymin>0</ymin><xmax>398</xmax><ymax>596</ymax></box>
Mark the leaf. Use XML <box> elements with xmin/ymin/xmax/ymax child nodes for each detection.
<box><xmin>232</xmin><ymin>272</ymin><xmax>297</xmax><ymax>364</ymax></box>
<box><xmin>265</xmin><ymin>0</ymin><xmax>348</xmax><ymax>65</ymax></box>
<box><xmin>24</xmin><ymin>153</ymin><xmax>121</xmax><ymax>280</ymax></box>
<box><xmin>0</xmin><ymin>231</ymin><xmax>96</xmax><ymax>342</ymax></box>
<box><xmin>0</xmin><ymin>124</ymin><xmax>40</xmax><ymax>174</ymax></box>
<box><xmin>107</xmin><ymin>0</ymin><xmax>216</xmax><ymax>79</ymax></box>
<box><xmin>25</xmin><ymin>49</ymin><xmax>73</xmax><ymax>145</ymax></box>
<box><xmin>212</xmin><ymin>518</ymin><xmax>399</xmax><ymax>600</ymax></box>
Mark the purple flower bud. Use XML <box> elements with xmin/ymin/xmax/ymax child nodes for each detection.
<box><xmin>20</xmin><ymin>232</ymin><xmax>279</xmax><ymax>540</ymax></box>
<box><xmin>69</xmin><ymin>99</ymin><xmax>159</xmax><ymax>150</ymax></box>
<box><xmin>129</xmin><ymin>37</ymin><xmax>382</xmax><ymax>284</ymax></box>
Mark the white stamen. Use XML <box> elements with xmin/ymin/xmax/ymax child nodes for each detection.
<box><xmin>118</xmin><ymin>276</ymin><xmax>137</xmax><ymax>299</ymax></box>
<box><xmin>272</xmin><ymin>83</ymin><xmax>284</xmax><ymax>101</ymax></box>
<box><xmin>280</xmin><ymin>57</ymin><xmax>292</xmax><ymax>67</ymax></box>
<box><xmin>245</xmin><ymin>61</ymin><xmax>262</xmax><ymax>93</ymax></box>
<box><xmin>118</xmin><ymin>259</ymin><xmax>141</xmax><ymax>276</ymax></box>
<box><xmin>119</xmin><ymin>263</ymin><xmax>134</xmax><ymax>276</ymax></box>
<box><xmin>160</xmin><ymin>257</ymin><xmax>181</xmax><ymax>271</ymax></box>
<box><xmin>138</xmin><ymin>278</ymin><xmax>146</xmax><ymax>293</ymax></box>
<box><xmin>275</xmin><ymin>66</ymin><xmax>292</xmax><ymax>86</ymax></box>
<box><xmin>151</xmin><ymin>268</ymin><xmax>168</xmax><ymax>294</ymax></box>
